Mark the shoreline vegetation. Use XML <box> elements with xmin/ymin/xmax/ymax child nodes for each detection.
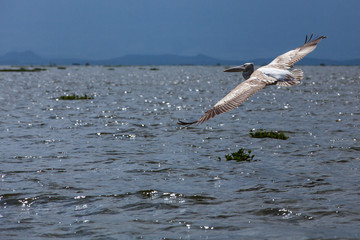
<box><xmin>0</xmin><ymin>67</ymin><xmax>47</xmax><ymax>72</ymax></box>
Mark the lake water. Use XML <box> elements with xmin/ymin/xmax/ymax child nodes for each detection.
<box><xmin>0</xmin><ymin>65</ymin><xmax>359</xmax><ymax>239</ymax></box>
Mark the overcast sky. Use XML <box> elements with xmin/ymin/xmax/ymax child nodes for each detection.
<box><xmin>1</xmin><ymin>0</ymin><xmax>359</xmax><ymax>60</ymax></box>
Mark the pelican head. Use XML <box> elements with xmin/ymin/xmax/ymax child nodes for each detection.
<box><xmin>223</xmin><ymin>63</ymin><xmax>254</xmax><ymax>79</ymax></box>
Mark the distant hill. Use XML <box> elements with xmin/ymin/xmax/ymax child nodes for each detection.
<box><xmin>0</xmin><ymin>50</ymin><xmax>359</xmax><ymax>66</ymax></box>
<box><xmin>0</xmin><ymin>51</ymin><xmax>45</xmax><ymax>65</ymax></box>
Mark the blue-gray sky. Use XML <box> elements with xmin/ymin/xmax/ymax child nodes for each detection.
<box><xmin>1</xmin><ymin>0</ymin><xmax>359</xmax><ymax>60</ymax></box>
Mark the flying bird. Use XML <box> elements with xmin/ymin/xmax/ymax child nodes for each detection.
<box><xmin>177</xmin><ymin>34</ymin><xmax>327</xmax><ymax>126</ymax></box>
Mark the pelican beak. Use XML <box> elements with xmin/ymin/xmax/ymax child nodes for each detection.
<box><xmin>223</xmin><ymin>65</ymin><xmax>246</xmax><ymax>72</ymax></box>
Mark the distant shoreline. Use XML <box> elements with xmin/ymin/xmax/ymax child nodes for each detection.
<box><xmin>1</xmin><ymin>51</ymin><xmax>359</xmax><ymax>66</ymax></box>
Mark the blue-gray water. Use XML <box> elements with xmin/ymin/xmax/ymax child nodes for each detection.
<box><xmin>1</xmin><ymin>65</ymin><xmax>359</xmax><ymax>239</ymax></box>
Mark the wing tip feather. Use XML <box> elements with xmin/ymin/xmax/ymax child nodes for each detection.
<box><xmin>177</xmin><ymin>120</ymin><xmax>199</xmax><ymax>126</ymax></box>
<box><xmin>304</xmin><ymin>34</ymin><xmax>327</xmax><ymax>44</ymax></box>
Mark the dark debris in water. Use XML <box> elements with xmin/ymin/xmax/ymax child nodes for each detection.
<box><xmin>57</xmin><ymin>94</ymin><xmax>94</xmax><ymax>100</ymax></box>
<box><xmin>136</xmin><ymin>189</ymin><xmax>159</xmax><ymax>199</ymax></box>
<box><xmin>219</xmin><ymin>148</ymin><xmax>255</xmax><ymax>162</ymax></box>
<box><xmin>249</xmin><ymin>129</ymin><xmax>289</xmax><ymax>140</ymax></box>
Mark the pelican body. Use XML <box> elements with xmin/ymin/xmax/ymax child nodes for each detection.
<box><xmin>178</xmin><ymin>34</ymin><xmax>327</xmax><ymax>126</ymax></box>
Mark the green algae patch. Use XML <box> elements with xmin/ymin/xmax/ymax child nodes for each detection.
<box><xmin>218</xmin><ymin>148</ymin><xmax>255</xmax><ymax>162</ymax></box>
<box><xmin>58</xmin><ymin>94</ymin><xmax>94</xmax><ymax>100</ymax></box>
<box><xmin>250</xmin><ymin>129</ymin><xmax>289</xmax><ymax>140</ymax></box>
<box><xmin>0</xmin><ymin>67</ymin><xmax>47</xmax><ymax>72</ymax></box>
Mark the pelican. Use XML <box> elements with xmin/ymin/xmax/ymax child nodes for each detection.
<box><xmin>177</xmin><ymin>34</ymin><xmax>327</xmax><ymax>126</ymax></box>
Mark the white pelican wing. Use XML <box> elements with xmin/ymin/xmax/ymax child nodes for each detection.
<box><xmin>178</xmin><ymin>75</ymin><xmax>266</xmax><ymax>125</ymax></box>
<box><xmin>268</xmin><ymin>35</ymin><xmax>327</xmax><ymax>69</ymax></box>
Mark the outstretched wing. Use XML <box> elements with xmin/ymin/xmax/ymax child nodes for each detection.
<box><xmin>267</xmin><ymin>34</ymin><xmax>327</xmax><ymax>69</ymax></box>
<box><xmin>177</xmin><ymin>76</ymin><xmax>266</xmax><ymax>126</ymax></box>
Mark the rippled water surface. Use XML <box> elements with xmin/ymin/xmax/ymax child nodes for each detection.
<box><xmin>1</xmin><ymin>65</ymin><xmax>359</xmax><ymax>239</ymax></box>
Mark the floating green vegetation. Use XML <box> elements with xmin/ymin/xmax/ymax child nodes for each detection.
<box><xmin>218</xmin><ymin>148</ymin><xmax>255</xmax><ymax>162</ymax></box>
<box><xmin>58</xmin><ymin>94</ymin><xmax>94</xmax><ymax>100</ymax></box>
<box><xmin>0</xmin><ymin>67</ymin><xmax>47</xmax><ymax>72</ymax></box>
<box><xmin>150</xmin><ymin>67</ymin><xmax>160</xmax><ymax>71</ymax></box>
<box><xmin>249</xmin><ymin>129</ymin><xmax>289</xmax><ymax>140</ymax></box>
<box><xmin>107</xmin><ymin>68</ymin><xmax>115</xmax><ymax>71</ymax></box>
